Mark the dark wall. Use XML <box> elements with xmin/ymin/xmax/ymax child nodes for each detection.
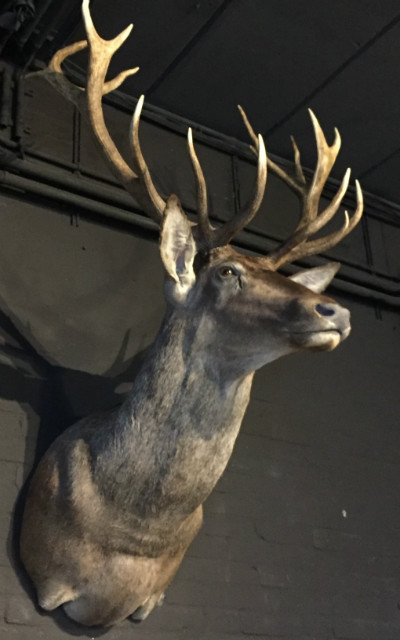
<box><xmin>0</xmin><ymin>67</ymin><xmax>400</xmax><ymax>639</ymax></box>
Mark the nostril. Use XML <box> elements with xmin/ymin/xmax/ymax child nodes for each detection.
<box><xmin>315</xmin><ymin>303</ymin><xmax>336</xmax><ymax>317</ymax></box>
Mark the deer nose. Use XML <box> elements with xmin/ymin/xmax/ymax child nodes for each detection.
<box><xmin>315</xmin><ymin>303</ymin><xmax>336</xmax><ymax>317</ymax></box>
<box><xmin>314</xmin><ymin>302</ymin><xmax>351</xmax><ymax>334</ymax></box>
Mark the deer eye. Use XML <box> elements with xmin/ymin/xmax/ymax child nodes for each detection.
<box><xmin>219</xmin><ymin>266</ymin><xmax>235</xmax><ymax>278</ymax></box>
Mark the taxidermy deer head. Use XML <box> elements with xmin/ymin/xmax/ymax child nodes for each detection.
<box><xmin>20</xmin><ymin>0</ymin><xmax>363</xmax><ymax>628</ymax></box>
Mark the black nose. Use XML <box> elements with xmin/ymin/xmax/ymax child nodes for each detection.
<box><xmin>315</xmin><ymin>303</ymin><xmax>337</xmax><ymax>317</ymax></box>
<box><xmin>314</xmin><ymin>301</ymin><xmax>351</xmax><ymax>338</ymax></box>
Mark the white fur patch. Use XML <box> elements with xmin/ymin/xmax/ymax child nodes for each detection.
<box><xmin>160</xmin><ymin>196</ymin><xmax>196</xmax><ymax>298</ymax></box>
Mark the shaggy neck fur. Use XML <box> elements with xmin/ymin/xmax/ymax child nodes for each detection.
<box><xmin>91</xmin><ymin>307</ymin><xmax>254</xmax><ymax>521</ymax></box>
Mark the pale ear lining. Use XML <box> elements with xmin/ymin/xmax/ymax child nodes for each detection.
<box><xmin>289</xmin><ymin>262</ymin><xmax>341</xmax><ymax>293</ymax></box>
<box><xmin>160</xmin><ymin>195</ymin><xmax>196</xmax><ymax>291</ymax></box>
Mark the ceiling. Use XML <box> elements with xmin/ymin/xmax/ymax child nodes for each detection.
<box><xmin>2</xmin><ymin>0</ymin><xmax>400</xmax><ymax>213</ymax></box>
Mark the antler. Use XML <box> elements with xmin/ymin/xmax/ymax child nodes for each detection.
<box><xmin>33</xmin><ymin>0</ymin><xmax>267</xmax><ymax>248</ymax></box>
<box><xmin>239</xmin><ymin>107</ymin><xmax>363</xmax><ymax>269</ymax></box>
<box><xmin>30</xmin><ymin>0</ymin><xmax>361</xmax><ymax>263</ymax></box>
<box><xmin>33</xmin><ymin>0</ymin><xmax>165</xmax><ymax>224</ymax></box>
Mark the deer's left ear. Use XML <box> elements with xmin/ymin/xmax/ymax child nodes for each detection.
<box><xmin>289</xmin><ymin>262</ymin><xmax>340</xmax><ymax>293</ymax></box>
<box><xmin>160</xmin><ymin>195</ymin><xmax>196</xmax><ymax>300</ymax></box>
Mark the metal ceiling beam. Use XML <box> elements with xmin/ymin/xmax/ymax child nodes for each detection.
<box><xmin>1</xmin><ymin>157</ymin><xmax>399</xmax><ymax>308</ymax></box>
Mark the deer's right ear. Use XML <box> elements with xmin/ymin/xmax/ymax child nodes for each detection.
<box><xmin>160</xmin><ymin>195</ymin><xmax>196</xmax><ymax>301</ymax></box>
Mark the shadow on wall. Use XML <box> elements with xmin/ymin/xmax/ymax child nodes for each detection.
<box><xmin>1</xmin><ymin>305</ymin><xmax>147</xmax><ymax>636</ymax></box>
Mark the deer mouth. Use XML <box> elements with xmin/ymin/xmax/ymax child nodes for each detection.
<box><xmin>290</xmin><ymin>327</ymin><xmax>350</xmax><ymax>351</ymax></box>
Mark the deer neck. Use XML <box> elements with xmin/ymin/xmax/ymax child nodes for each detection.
<box><xmin>93</xmin><ymin>308</ymin><xmax>254</xmax><ymax>520</ymax></box>
<box><xmin>125</xmin><ymin>307</ymin><xmax>254</xmax><ymax>434</ymax></box>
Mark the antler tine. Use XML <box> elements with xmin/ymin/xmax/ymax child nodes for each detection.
<box><xmin>49</xmin><ymin>41</ymin><xmax>88</xmax><ymax>76</ymax></box>
<box><xmin>290</xmin><ymin>136</ymin><xmax>306</xmax><ymax>185</ymax></box>
<box><xmin>211</xmin><ymin>105</ymin><xmax>268</xmax><ymax>247</ymax></box>
<box><xmin>238</xmin><ymin>104</ymin><xmax>258</xmax><ymax>152</ymax></box>
<box><xmin>47</xmin><ymin>31</ymin><xmax>139</xmax><ymax>99</ymax></box>
<box><xmin>210</xmin><ymin>131</ymin><xmax>267</xmax><ymax>248</ymax></box>
<box><xmin>291</xmin><ymin>179</ymin><xmax>364</xmax><ymax>260</ymax></box>
<box><xmin>265</xmin><ymin>109</ymin><xmax>343</xmax><ymax>234</ymax></box>
<box><xmin>187</xmin><ymin>128</ymin><xmax>212</xmax><ymax>243</ymax></box>
<box><xmin>81</xmin><ymin>0</ymin><xmax>138</xmax><ymax>100</ymax></box>
<box><xmin>27</xmin><ymin>40</ymin><xmax>89</xmax><ymax>107</ymax></box>
<box><xmin>129</xmin><ymin>95</ymin><xmax>167</xmax><ymax>220</ymax></box>
<box><xmin>298</xmin><ymin>109</ymin><xmax>342</xmax><ymax>228</ymax></box>
<box><xmin>268</xmin><ymin>179</ymin><xmax>364</xmax><ymax>269</ymax></box>
<box><xmin>239</xmin><ymin>105</ymin><xmax>303</xmax><ymax>195</ymax></box>
<box><xmin>186</xmin><ymin>114</ymin><xmax>267</xmax><ymax>249</ymax></box>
